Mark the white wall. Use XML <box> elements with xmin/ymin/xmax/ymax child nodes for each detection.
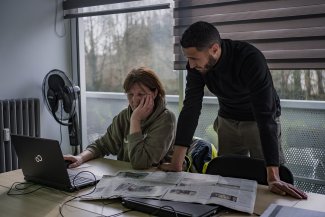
<box><xmin>0</xmin><ymin>0</ymin><xmax>72</xmax><ymax>154</ymax></box>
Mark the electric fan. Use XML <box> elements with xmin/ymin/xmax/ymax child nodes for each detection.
<box><xmin>42</xmin><ymin>69</ymin><xmax>81</xmax><ymax>154</ymax></box>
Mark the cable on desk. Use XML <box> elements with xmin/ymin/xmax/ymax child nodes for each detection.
<box><xmin>97</xmin><ymin>198</ymin><xmax>122</xmax><ymax>216</ymax></box>
<box><xmin>59</xmin><ymin>170</ymin><xmax>98</xmax><ymax>217</ymax></box>
<box><xmin>94</xmin><ymin>195</ymin><xmax>124</xmax><ymax>217</ymax></box>
<box><xmin>96</xmin><ymin>209</ymin><xmax>132</xmax><ymax>217</ymax></box>
<box><xmin>7</xmin><ymin>180</ymin><xmax>77</xmax><ymax>197</ymax></box>
<box><xmin>7</xmin><ymin>182</ymin><xmax>44</xmax><ymax>195</ymax></box>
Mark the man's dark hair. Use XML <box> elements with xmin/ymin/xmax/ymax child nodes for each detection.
<box><xmin>180</xmin><ymin>21</ymin><xmax>221</xmax><ymax>51</ymax></box>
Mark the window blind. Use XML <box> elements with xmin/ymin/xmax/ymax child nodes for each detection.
<box><xmin>173</xmin><ymin>0</ymin><xmax>325</xmax><ymax>70</ymax></box>
<box><xmin>63</xmin><ymin>0</ymin><xmax>170</xmax><ymax>19</ymax></box>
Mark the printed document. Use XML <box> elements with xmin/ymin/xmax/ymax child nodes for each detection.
<box><xmin>81</xmin><ymin>170</ymin><xmax>257</xmax><ymax>214</ymax></box>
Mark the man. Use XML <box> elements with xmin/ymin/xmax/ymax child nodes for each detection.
<box><xmin>160</xmin><ymin>21</ymin><xmax>307</xmax><ymax>199</ymax></box>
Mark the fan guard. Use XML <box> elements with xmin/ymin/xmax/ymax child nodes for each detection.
<box><xmin>42</xmin><ymin>69</ymin><xmax>80</xmax><ymax>126</ymax></box>
<box><xmin>42</xmin><ymin>69</ymin><xmax>81</xmax><ymax>152</ymax></box>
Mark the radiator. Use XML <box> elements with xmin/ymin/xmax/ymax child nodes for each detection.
<box><xmin>0</xmin><ymin>98</ymin><xmax>40</xmax><ymax>173</ymax></box>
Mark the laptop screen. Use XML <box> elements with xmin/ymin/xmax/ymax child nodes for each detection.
<box><xmin>11</xmin><ymin>134</ymin><xmax>98</xmax><ymax>192</ymax></box>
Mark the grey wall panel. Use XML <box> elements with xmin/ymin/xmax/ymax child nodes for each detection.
<box><xmin>0</xmin><ymin>0</ymin><xmax>72</xmax><ymax>156</ymax></box>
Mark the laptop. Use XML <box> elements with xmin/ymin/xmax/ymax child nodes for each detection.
<box><xmin>11</xmin><ymin>134</ymin><xmax>100</xmax><ymax>192</ymax></box>
<box><xmin>121</xmin><ymin>197</ymin><xmax>222</xmax><ymax>217</ymax></box>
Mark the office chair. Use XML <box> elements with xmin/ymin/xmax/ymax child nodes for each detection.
<box><xmin>205</xmin><ymin>155</ymin><xmax>294</xmax><ymax>185</ymax></box>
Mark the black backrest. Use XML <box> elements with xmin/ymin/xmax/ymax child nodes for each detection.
<box><xmin>205</xmin><ymin>155</ymin><xmax>294</xmax><ymax>185</ymax></box>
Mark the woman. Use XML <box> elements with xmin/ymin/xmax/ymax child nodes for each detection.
<box><xmin>64</xmin><ymin>67</ymin><xmax>176</xmax><ymax>169</ymax></box>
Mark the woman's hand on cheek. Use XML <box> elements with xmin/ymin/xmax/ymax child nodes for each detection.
<box><xmin>131</xmin><ymin>95</ymin><xmax>154</xmax><ymax>121</ymax></box>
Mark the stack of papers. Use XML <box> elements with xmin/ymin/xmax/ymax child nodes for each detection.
<box><xmin>81</xmin><ymin>170</ymin><xmax>257</xmax><ymax>214</ymax></box>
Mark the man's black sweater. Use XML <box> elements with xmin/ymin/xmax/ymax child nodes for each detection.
<box><xmin>175</xmin><ymin>39</ymin><xmax>281</xmax><ymax>166</ymax></box>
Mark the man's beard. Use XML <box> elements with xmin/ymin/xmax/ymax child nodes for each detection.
<box><xmin>200</xmin><ymin>55</ymin><xmax>217</xmax><ymax>74</ymax></box>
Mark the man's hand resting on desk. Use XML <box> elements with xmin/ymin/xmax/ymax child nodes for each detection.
<box><xmin>158</xmin><ymin>145</ymin><xmax>187</xmax><ymax>172</ymax></box>
<box><xmin>267</xmin><ymin>166</ymin><xmax>308</xmax><ymax>199</ymax></box>
<box><xmin>159</xmin><ymin>162</ymin><xmax>183</xmax><ymax>172</ymax></box>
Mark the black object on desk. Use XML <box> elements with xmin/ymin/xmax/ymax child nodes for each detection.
<box><xmin>206</xmin><ymin>155</ymin><xmax>294</xmax><ymax>185</ymax></box>
<box><xmin>122</xmin><ymin>197</ymin><xmax>221</xmax><ymax>217</ymax></box>
<box><xmin>11</xmin><ymin>134</ymin><xmax>100</xmax><ymax>192</ymax></box>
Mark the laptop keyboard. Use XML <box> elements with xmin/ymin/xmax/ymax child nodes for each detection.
<box><xmin>68</xmin><ymin>173</ymin><xmax>94</xmax><ymax>186</ymax></box>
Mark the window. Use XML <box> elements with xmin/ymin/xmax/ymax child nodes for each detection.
<box><xmin>82</xmin><ymin>0</ymin><xmax>176</xmax><ymax>94</ymax></box>
<box><xmin>273</xmin><ymin>70</ymin><xmax>325</xmax><ymax>100</ymax></box>
<box><xmin>76</xmin><ymin>0</ymin><xmax>176</xmax><ymax>143</ymax></box>
<box><xmin>203</xmin><ymin>69</ymin><xmax>325</xmax><ymax>101</ymax></box>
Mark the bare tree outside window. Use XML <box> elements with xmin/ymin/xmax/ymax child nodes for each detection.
<box><xmin>82</xmin><ymin>1</ymin><xmax>177</xmax><ymax>144</ymax></box>
<box><xmin>204</xmin><ymin>69</ymin><xmax>325</xmax><ymax>101</ymax></box>
<box><xmin>272</xmin><ymin>70</ymin><xmax>325</xmax><ymax>100</ymax></box>
<box><xmin>83</xmin><ymin>1</ymin><xmax>177</xmax><ymax>94</ymax></box>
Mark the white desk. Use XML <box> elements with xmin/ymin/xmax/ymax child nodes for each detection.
<box><xmin>0</xmin><ymin>158</ymin><xmax>324</xmax><ymax>217</ymax></box>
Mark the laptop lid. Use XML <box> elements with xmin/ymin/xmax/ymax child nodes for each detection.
<box><xmin>11</xmin><ymin>134</ymin><xmax>98</xmax><ymax>192</ymax></box>
<box><xmin>122</xmin><ymin>197</ymin><xmax>221</xmax><ymax>217</ymax></box>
